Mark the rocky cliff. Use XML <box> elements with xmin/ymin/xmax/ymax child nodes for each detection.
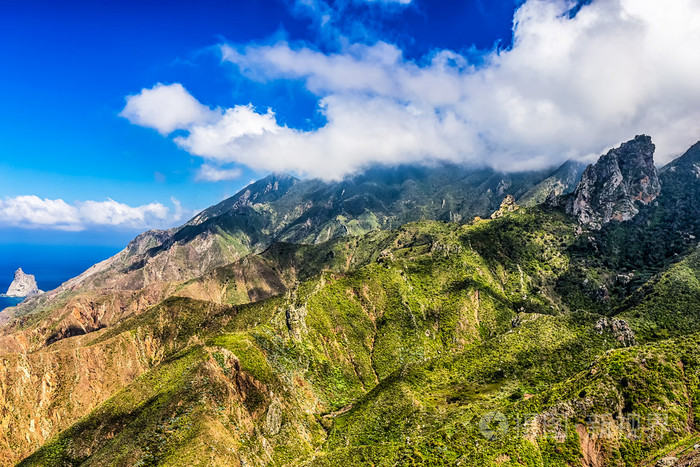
<box><xmin>5</xmin><ymin>268</ymin><xmax>42</xmax><ymax>297</ymax></box>
<box><xmin>566</xmin><ymin>135</ymin><xmax>661</xmax><ymax>228</ymax></box>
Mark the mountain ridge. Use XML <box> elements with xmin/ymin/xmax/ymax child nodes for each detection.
<box><xmin>3</xmin><ymin>136</ymin><xmax>700</xmax><ymax>466</ymax></box>
<box><xmin>1</xmin><ymin>162</ymin><xmax>574</xmax><ymax>328</ymax></box>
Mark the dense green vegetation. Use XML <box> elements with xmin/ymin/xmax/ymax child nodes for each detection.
<box><xmin>18</xmin><ymin>197</ymin><xmax>700</xmax><ymax>466</ymax></box>
<box><xmin>19</xmin><ymin>210</ymin><xmax>583</xmax><ymax>465</ymax></box>
<box><xmin>12</xmin><ymin>143</ymin><xmax>700</xmax><ymax>466</ymax></box>
<box><xmin>619</xmin><ymin>247</ymin><xmax>700</xmax><ymax>341</ymax></box>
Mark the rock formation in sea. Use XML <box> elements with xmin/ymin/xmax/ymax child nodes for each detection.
<box><xmin>5</xmin><ymin>268</ymin><xmax>43</xmax><ymax>297</ymax></box>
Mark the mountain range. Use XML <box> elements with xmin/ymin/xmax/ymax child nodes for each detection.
<box><xmin>2</xmin><ymin>136</ymin><xmax>700</xmax><ymax>466</ymax></box>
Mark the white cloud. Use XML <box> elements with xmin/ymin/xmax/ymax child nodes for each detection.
<box><xmin>0</xmin><ymin>196</ymin><xmax>81</xmax><ymax>229</ymax></box>
<box><xmin>120</xmin><ymin>83</ymin><xmax>219</xmax><ymax>135</ymax></box>
<box><xmin>78</xmin><ymin>199</ymin><xmax>169</xmax><ymax>227</ymax></box>
<box><xmin>195</xmin><ymin>164</ymin><xmax>244</xmax><ymax>182</ymax></box>
<box><xmin>175</xmin><ymin>105</ymin><xmax>280</xmax><ymax>158</ymax></box>
<box><xmin>0</xmin><ymin>196</ymin><xmax>183</xmax><ymax>231</ymax></box>
<box><xmin>125</xmin><ymin>0</ymin><xmax>700</xmax><ymax>179</ymax></box>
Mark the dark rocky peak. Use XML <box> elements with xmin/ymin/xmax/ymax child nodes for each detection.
<box><xmin>565</xmin><ymin>135</ymin><xmax>661</xmax><ymax>229</ymax></box>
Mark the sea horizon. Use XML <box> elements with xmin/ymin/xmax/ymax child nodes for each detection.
<box><xmin>0</xmin><ymin>244</ymin><xmax>121</xmax><ymax>301</ymax></box>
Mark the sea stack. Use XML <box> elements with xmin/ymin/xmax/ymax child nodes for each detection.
<box><xmin>5</xmin><ymin>268</ymin><xmax>43</xmax><ymax>297</ymax></box>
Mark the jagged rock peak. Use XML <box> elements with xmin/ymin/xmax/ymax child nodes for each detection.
<box><xmin>5</xmin><ymin>268</ymin><xmax>43</xmax><ymax>297</ymax></box>
<box><xmin>566</xmin><ymin>135</ymin><xmax>661</xmax><ymax>228</ymax></box>
<box><xmin>491</xmin><ymin>195</ymin><xmax>519</xmax><ymax>219</ymax></box>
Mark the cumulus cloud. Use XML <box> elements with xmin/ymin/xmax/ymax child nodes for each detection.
<box><xmin>120</xmin><ymin>83</ymin><xmax>219</xmax><ymax>135</ymax></box>
<box><xmin>125</xmin><ymin>0</ymin><xmax>700</xmax><ymax>179</ymax></box>
<box><xmin>195</xmin><ymin>164</ymin><xmax>244</xmax><ymax>182</ymax></box>
<box><xmin>0</xmin><ymin>196</ymin><xmax>183</xmax><ymax>231</ymax></box>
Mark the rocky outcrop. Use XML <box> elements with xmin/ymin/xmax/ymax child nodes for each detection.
<box><xmin>594</xmin><ymin>317</ymin><xmax>636</xmax><ymax>347</ymax></box>
<box><xmin>5</xmin><ymin>268</ymin><xmax>42</xmax><ymax>297</ymax></box>
<box><xmin>656</xmin><ymin>457</ymin><xmax>678</xmax><ymax>467</ymax></box>
<box><xmin>566</xmin><ymin>135</ymin><xmax>661</xmax><ymax>229</ymax></box>
<box><xmin>491</xmin><ymin>195</ymin><xmax>519</xmax><ymax>219</ymax></box>
<box><xmin>285</xmin><ymin>303</ymin><xmax>308</xmax><ymax>341</ymax></box>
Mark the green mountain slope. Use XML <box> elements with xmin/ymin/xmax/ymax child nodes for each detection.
<box><xmin>15</xmin><ymin>209</ymin><xmax>584</xmax><ymax>466</ymax></box>
<box><xmin>618</xmin><ymin>246</ymin><xmax>700</xmax><ymax>341</ymax></box>
<box><xmin>313</xmin><ymin>328</ymin><xmax>700</xmax><ymax>466</ymax></box>
<box><xmin>5</xmin><ymin>136</ymin><xmax>700</xmax><ymax>466</ymax></box>
<box><xmin>1</xmin><ymin>164</ymin><xmax>564</xmax><ymax>337</ymax></box>
<box><xmin>19</xmin><ymin>205</ymin><xmax>700</xmax><ymax>466</ymax></box>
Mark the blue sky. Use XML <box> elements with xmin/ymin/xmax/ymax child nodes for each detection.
<box><xmin>1</xmin><ymin>0</ymin><xmax>700</xmax><ymax>247</ymax></box>
<box><xmin>0</xmin><ymin>0</ymin><xmax>520</xmax><ymax>245</ymax></box>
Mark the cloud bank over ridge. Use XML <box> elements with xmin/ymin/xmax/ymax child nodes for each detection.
<box><xmin>122</xmin><ymin>0</ymin><xmax>700</xmax><ymax>180</ymax></box>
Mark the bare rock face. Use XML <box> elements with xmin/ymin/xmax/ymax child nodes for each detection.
<box><xmin>5</xmin><ymin>268</ymin><xmax>43</xmax><ymax>297</ymax></box>
<box><xmin>545</xmin><ymin>190</ymin><xmax>561</xmax><ymax>207</ymax></box>
<box><xmin>594</xmin><ymin>317</ymin><xmax>636</xmax><ymax>347</ymax></box>
<box><xmin>285</xmin><ymin>303</ymin><xmax>308</xmax><ymax>341</ymax></box>
<box><xmin>655</xmin><ymin>457</ymin><xmax>678</xmax><ymax>467</ymax></box>
<box><xmin>566</xmin><ymin>135</ymin><xmax>661</xmax><ymax>229</ymax></box>
<box><xmin>491</xmin><ymin>195</ymin><xmax>519</xmax><ymax>219</ymax></box>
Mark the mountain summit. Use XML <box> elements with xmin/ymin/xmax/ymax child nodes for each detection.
<box><xmin>565</xmin><ymin>135</ymin><xmax>661</xmax><ymax>228</ymax></box>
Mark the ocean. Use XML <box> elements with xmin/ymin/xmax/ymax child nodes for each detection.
<box><xmin>0</xmin><ymin>244</ymin><xmax>121</xmax><ymax>312</ymax></box>
<box><xmin>0</xmin><ymin>295</ymin><xmax>23</xmax><ymax>311</ymax></box>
